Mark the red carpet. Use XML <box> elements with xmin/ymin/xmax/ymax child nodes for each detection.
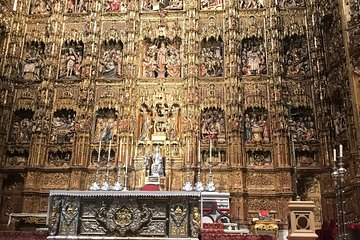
<box><xmin>0</xmin><ymin>231</ymin><xmax>47</xmax><ymax>240</ymax></box>
<box><xmin>201</xmin><ymin>223</ymin><xmax>275</xmax><ymax>240</ymax></box>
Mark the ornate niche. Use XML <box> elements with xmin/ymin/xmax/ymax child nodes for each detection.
<box><xmin>239</xmin><ymin>0</ymin><xmax>264</xmax><ymax>9</ymax></box>
<box><xmin>138</xmin><ymin>102</ymin><xmax>181</xmax><ymax>142</ymax></box>
<box><xmin>200</xmin><ymin>142</ymin><xmax>226</xmax><ymax>163</ymax></box>
<box><xmin>29</xmin><ymin>0</ymin><xmax>51</xmax><ymax>14</ymax></box>
<box><xmin>90</xmin><ymin>106</ymin><xmax>117</xmax><ymax>165</ymax></box>
<box><xmin>5</xmin><ymin>149</ymin><xmax>29</xmax><ymax>167</ymax></box>
<box><xmin>65</xmin><ymin>0</ymin><xmax>91</xmax><ymax>13</ymax></box>
<box><xmin>22</xmin><ymin>41</ymin><xmax>45</xmax><ymax>81</ymax></box>
<box><xmin>103</xmin><ymin>0</ymin><xmax>127</xmax><ymax>12</ymax></box>
<box><xmin>295</xmin><ymin>150</ymin><xmax>317</xmax><ymax>167</ymax></box>
<box><xmin>200</xmin><ymin>0</ymin><xmax>222</xmax><ymax>10</ymax></box>
<box><xmin>199</xmin><ymin>37</ymin><xmax>224</xmax><ymax>77</ymax></box>
<box><xmin>279</xmin><ymin>0</ymin><xmax>305</xmax><ymax>8</ymax></box>
<box><xmin>141</xmin><ymin>0</ymin><xmax>183</xmax><ymax>11</ymax></box>
<box><xmin>247</xmin><ymin>150</ymin><xmax>271</xmax><ymax>166</ymax></box>
<box><xmin>283</xmin><ymin>35</ymin><xmax>309</xmax><ymax>76</ymax></box>
<box><xmin>98</xmin><ymin>39</ymin><xmax>123</xmax><ymax>78</ymax></box>
<box><xmin>90</xmin><ymin>144</ymin><xmax>115</xmax><ymax>167</ymax></box>
<box><xmin>241</xmin><ymin>36</ymin><xmax>266</xmax><ymax>76</ymax></box>
<box><xmin>48</xmin><ymin>150</ymin><xmax>72</xmax><ymax>167</ymax></box>
<box><xmin>50</xmin><ymin>109</ymin><xmax>76</xmax><ymax>143</ymax></box>
<box><xmin>9</xmin><ymin>109</ymin><xmax>35</xmax><ymax>144</ymax></box>
<box><xmin>290</xmin><ymin>106</ymin><xmax>316</xmax><ymax>142</ymax></box>
<box><xmin>200</xmin><ymin>107</ymin><xmax>225</xmax><ymax>142</ymax></box>
<box><xmin>244</xmin><ymin>107</ymin><xmax>270</xmax><ymax>143</ymax></box>
<box><xmin>92</xmin><ymin>108</ymin><xmax>118</xmax><ymax>142</ymax></box>
<box><xmin>142</xmin><ymin>36</ymin><xmax>181</xmax><ymax>78</ymax></box>
<box><xmin>59</xmin><ymin>40</ymin><xmax>84</xmax><ymax>79</ymax></box>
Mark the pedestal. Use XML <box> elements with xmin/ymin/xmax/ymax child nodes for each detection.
<box><xmin>286</xmin><ymin>201</ymin><xmax>318</xmax><ymax>240</ymax></box>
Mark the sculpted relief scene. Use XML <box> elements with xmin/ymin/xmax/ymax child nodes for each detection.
<box><xmin>0</xmin><ymin>0</ymin><xmax>359</xmax><ymax>232</ymax></box>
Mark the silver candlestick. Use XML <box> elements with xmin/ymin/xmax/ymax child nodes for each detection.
<box><xmin>112</xmin><ymin>164</ymin><xmax>124</xmax><ymax>191</ymax></box>
<box><xmin>183</xmin><ymin>164</ymin><xmax>193</xmax><ymax>191</ymax></box>
<box><xmin>206</xmin><ymin>163</ymin><xmax>215</xmax><ymax>192</ymax></box>
<box><xmin>194</xmin><ymin>164</ymin><xmax>204</xmax><ymax>191</ymax></box>
<box><xmin>101</xmin><ymin>167</ymin><xmax>110</xmax><ymax>190</ymax></box>
<box><xmin>332</xmin><ymin>145</ymin><xmax>347</xmax><ymax>240</ymax></box>
<box><xmin>90</xmin><ymin>164</ymin><xmax>100</xmax><ymax>190</ymax></box>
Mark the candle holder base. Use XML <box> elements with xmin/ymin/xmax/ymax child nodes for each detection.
<box><xmin>89</xmin><ymin>181</ymin><xmax>100</xmax><ymax>191</ymax></box>
<box><xmin>101</xmin><ymin>181</ymin><xmax>110</xmax><ymax>191</ymax></box>
<box><xmin>206</xmin><ymin>180</ymin><xmax>216</xmax><ymax>192</ymax></box>
<box><xmin>112</xmin><ymin>181</ymin><xmax>124</xmax><ymax>191</ymax></box>
<box><xmin>194</xmin><ymin>181</ymin><xmax>204</xmax><ymax>192</ymax></box>
<box><xmin>183</xmin><ymin>181</ymin><xmax>193</xmax><ymax>191</ymax></box>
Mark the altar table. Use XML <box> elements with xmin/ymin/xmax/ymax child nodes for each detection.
<box><xmin>47</xmin><ymin>190</ymin><xmax>201</xmax><ymax>239</ymax></box>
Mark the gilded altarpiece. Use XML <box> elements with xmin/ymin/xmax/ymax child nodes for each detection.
<box><xmin>0</xmin><ymin>0</ymin><xmax>359</xmax><ymax>234</ymax></box>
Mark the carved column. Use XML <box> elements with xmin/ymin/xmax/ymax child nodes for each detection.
<box><xmin>124</xmin><ymin>2</ymin><xmax>139</xmax><ymax>189</ymax></box>
<box><xmin>270</xmin><ymin>1</ymin><xmax>288</xmax><ymax>168</ymax></box>
<box><xmin>185</xmin><ymin>0</ymin><xmax>199</xmax><ymax>167</ymax></box>
<box><xmin>225</xmin><ymin>0</ymin><xmax>240</xmax><ymax>167</ymax></box>
<box><xmin>0</xmin><ymin>82</ymin><xmax>13</xmax><ymax>166</ymax></box>
<box><xmin>28</xmin><ymin>133</ymin><xmax>47</xmax><ymax>166</ymax></box>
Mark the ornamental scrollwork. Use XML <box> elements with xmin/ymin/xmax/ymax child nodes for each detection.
<box><xmin>95</xmin><ymin>201</ymin><xmax>152</xmax><ymax>236</ymax></box>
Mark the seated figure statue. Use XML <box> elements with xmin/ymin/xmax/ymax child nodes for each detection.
<box><xmin>151</xmin><ymin>147</ymin><xmax>164</xmax><ymax>177</ymax></box>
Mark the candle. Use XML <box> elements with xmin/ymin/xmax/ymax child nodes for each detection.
<box><xmin>198</xmin><ymin>140</ymin><xmax>201</xmax><ymax>163</ymax></box>
<box><xmin>210</xmin><ymin>140</ymin><xmax>212</xmax><ymax>163</ymax></box>
<box><xmin>187</xmin><ymin>139</ymin><xmax>190</xmax><ymax>164</ymax></box>
<box><xmin>107</xmin><ymin>140</ymin><xmax>112</xmax><ymax>163</ymax></box>
<box><xmin>333</xmin><ymin>149</ymin><xmax>337</xmax><ymax>162</ymax></box>
<box><xmin>97</xmin><ymin>139</ymin><xmax>102</xmax><ymax>163</ymax></box>
<box><xmin>13</xmin><ymin>0</ymin><xmax>17</xmax><ymax>11</ymax></box>
<box><xmin>119</xmin><ymin>139</ymin><xmax>123</xmax><ymax>164</ymax></box>
<box><xmin>93</xmin><ymin>21</ymin><xmax>97</xmax><ymax>34</ymax></box>
<box><xmin>125</xmin><ymin>139</ymin><xmax>128</xmax><ymax>174</ymax></box>
<box><xmin>339</xmin><ymin>144</ymin><xmax>343</xmax><ymax>158</ymax></box>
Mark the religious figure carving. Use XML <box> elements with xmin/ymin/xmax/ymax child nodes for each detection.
<box><xmin>241</xmin><ymin>38</ymin><xmax>266</xmax><ymax>76</ymax></box>
<box><xmin>279</xmin><ymin>0</ymin><xmax>305</xmax><ymax>8</ymax></box>
<box><xmin>142</xmin><ymin>0</ymin><xmax>183</xmax><ymax>11</ymax></box>
<box><xmin>139</xmin><ymin>106</ymin><xmax>153</xmax><ymax>141</ymax></box>
<box><xmin>199</xmin><ymin>45</ymin><xmax>223</xmax><ymax>77</ymax></box>
<box><xmin>22</xmin><ymin>42</ymin><xmax>45</xmax><ymax>80</ymax></box>
<box><xmin>104</xmin><ymin>0</ymin><xmax>127</xmax><ymax>12</ymax></box>
<box><xmin>30</xmin><ymin>0</ymin><xmax>51</xmax><ymax>14</ymax></box>
<box><xmin>99</xmin><ymin>49</ymin><xmax>123</xmax><ymax>77</ymax></box>
<box><xmin>200</xmin><ymin>107</ymin><xmax>225</xmax><ymax>141</ymax></box>
<box><xmin>143</xmin><ymin>45</ymin><xmax>157</xmax><ymax>78</ymax></box>
<box><xmin>239</xmin><ymin>0</ymin><xmax>264</xmax><ymax>8</ymax></box>
<box><xmin>60</xmin><ymin>42</ymin><xmax>84</xmax><ymax>79</ymax></box>
<box><xmin>151</xmin><ymin>146</ymin><xmax>164</xmax><ymax>177</ymax></box>
<box><xmin>51</xmin><ymin>110</ymin><xmax>76</xmax><ymax>143</ymax></box>
<box><xmin>247</xmin><ymin>151</ymin><xmax>271</xmax><ymax>166</ymax></box>
<box><xmin>66</xmin><ymin>0</ymin><xmax>90</xmax><ymax>13</ymax></box>
<box><xmin>284</xmin><ymin>35</ymin><xmax>309</xmax><ymax>75</ymax></box>
<box><xmin>244</xmin><ymin>108</ymin><xmax>270</xmax><ymax>143</ymax></box>
<box><xmin>93</xmin><ymin>109</ymin><xmax>117</xmax><ymax>142</ymax></box>
<box><xmin>334</xmin><ymin>111</ymin><xmax>346</xmax><ymax>136</ymax></box>
<box><xmin>142</xmin><ymin>38</ymin><xmax>181</xmax><ymax>78</ymax></box>
<box><xmin>200</xmin><ymin>0</ymin><xmax>222</xmax><ymax>10</ymax></box>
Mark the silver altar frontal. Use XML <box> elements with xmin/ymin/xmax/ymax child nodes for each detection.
<box><xmin>47</xmin><ymin>190</ymin><xmax>202</xmax><ymax>239</ymax></box>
